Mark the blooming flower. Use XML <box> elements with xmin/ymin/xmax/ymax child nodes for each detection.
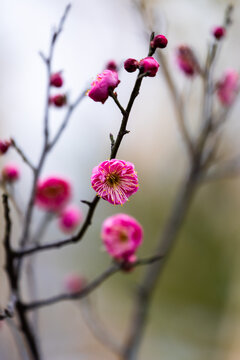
<box><xmin>139</xmin><ymin>57</ymin><xmax>159</xmax><ymax>77</ymax></box>
<box><xmin>91</xmin><ymin>159</ymin><xmax>139</xmax><ymax>205</ymax></box>
<box><xmin>101</xmin><ymin>213</ymin><xmax>143</xmax><ymax>262</ymax></box>
<box><xmin>58</xmin><ymin>205</ymin><xmax>83</xmax><ymax>233</ymax></box>
<box><xmin>64</xmin><ymin>273</ymin><xmax>86</xmax><ymax>293</ymax></box>
<box><xmin>50</xmin><ymin>72</ymin><xmax>64</xmax><ymax>87</ymax></box>
<box><xmin>217</xmin><ymin>69</ymin><xmax>239</xmax><ymax>106</ymax></box>
<box><xmin>49</xmin><ymin>94</ymin><xmax>67</xmax><ymax>107</ymax></box>
<box><xmin>88</xmin><ymin>70</ymin><xmax>120</xmax><ymax>104</ymax></box>
<box><xmin>176</xmin><ymin>45</ymin><xmax>200</xmax><ymax>77</ymax></box>
<box><xmin>36</xmin><ymin>176</ymin><xmax>71</xmax><ymax>212</ymax></box>
<box><xmin>0</xmin><ymin>140</ymin><xmax>12</xmax><ymax>155</ymax></box>
<box><xmin>2</xmin><ymin>163</ymin><xmax>20</xmax><ymax>182</ymax></box>
<box><xmin>124</xmin><ymin>58</ymin><xmax>139</xmax><ymax>73</ymax></box>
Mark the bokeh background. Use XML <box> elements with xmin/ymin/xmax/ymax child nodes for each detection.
<box><xmin>1</xmin><ymin>0</ymin><xmax>240</xmax><ymax>359</ymax></box>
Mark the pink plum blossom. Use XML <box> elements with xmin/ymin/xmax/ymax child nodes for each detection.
<box><xmin>64</xmin><ymin>274</ymin><xmax>86</xmax><ymax>293</ymax></box>
<box><xmin>176</xmin><ymin>45</ymin><xmax>199</xmax><ymax>77</ymax></box>
<box><xmin>101</xmin><ymin>213</ymin><xmax>143</xmax><ymax>262</ymax></box>
<box><xmin>91</xmin><ymin>159</ymin><xmax>139</xmax><ymax>205</ymax></box>
<box><xmin>58</xmin><ymin>205</ymin><xmax>83</xmax><ymax>233</ymax></box>
<box><xmin>217</xmin><ymin>69</ymin><xmax>239</xmax><ymax>106</ymax></box>
<box><xmin>2</xmin><ymin>163</ymin><xmax>20</xmax><ymax>182</ymax></box>
<box><xmin>88</xmin><ymin>70</ymin><xmax>120</xmax><ymax>104</ymax></box>
<box><xmin>36</xmin><ymin>176</ymin><xmax>71</xmax><ymax>212</ymax></box>
<box><xmin>139</xmin><ymin>57</ymin><xmax>159</xmax><ymax>77</ymax></box>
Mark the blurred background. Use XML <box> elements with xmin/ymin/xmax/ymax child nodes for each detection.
<box><xmin>1</xmin><ymin>0</ymin><xmax>240</xmax><ymax>359</ymax></box>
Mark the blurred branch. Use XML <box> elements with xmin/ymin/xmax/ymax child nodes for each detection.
<box><xmin>80</xmin><ymin>297</ymin><xmax>123</xmax><ymax>356</ymax></box>
<box><xmin>11</xmin><ymin>139</ymin><xmax>36</xmax><ymax>172</ymax></box>
<box><xmin>22</xmin><ymin>254</ymin><xmax>164</xmax><ymax>311</ymax></box>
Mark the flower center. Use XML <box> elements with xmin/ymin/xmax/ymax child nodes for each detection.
<box><xmin>106</xmin><ymin>173</ymin><xmax>120</xmax><ymax>187</ymax></box>
<box><xmin>43</xmin><ymin>185</ymin><xmax>63</xmax><ymax>198</ymax></box>
<box><xmin>119</xmin><ymin>231</ymin><xmax>128</xmax><ymax>243</ymax></box>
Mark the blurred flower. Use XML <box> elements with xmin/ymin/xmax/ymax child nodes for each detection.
<box><xmin>101</xmin><ymin>213</ymin><xmax>143</xmax><ymax>262</ymax></box>
<box><xmin>151</xmin><ymin>34</ymin><xmax>168</xmax><ymax>49</ymax></box>
<box><xmin>0</xmin><ymin>139</ymin><xmax>12</xmax><ymax>155</ymax></box>
<box><xmin>105</xmin><ymin>60</ymin><xmax>118</xmax><ymax>72</ymax></box>
<box><xmin>212</xmin><ymin>26</ymin><xmax>226</xmax><ymax>40</ymax></box>
<box><xmin>58</xmin><ymin>205</ymin><xmax>83</xmax><ymax>233</ymax></box>
<box><xmin>139</xmin><ymin>57</ymin><xmax>159</xmax><ymax>77</ymax></box>
<box><xmin>49</xmin><ymin>94</ymin><xmax>67</xmax><ymax>107</ymax></box>
<box><xmin>50</xmin><ymin>72</ymin><xmax>64</xmax><ymax>87</ymax></box>
<box><xmin>124</xmin><ymin>58</ymin><xmax>139</xmax><ymax>73</ymax></box>
<box><xmin>217</xmin><ymin>69</ymin><xmax>239</xmax><ymax>106</ymax></box>
<box><xmin>2</xmin><ymin>163</ymin><xmax>20</xmax><ymax>182</ymax></box>
<box><xmin>88</xmin><ymin>70</ymin><xmax>120</xmax><ymax>104</ymax></box>
<box><xmin>91</xmin><ymin>159</ymin><xmax>139</xmax><ymax>205</ymax></box>
<box><xmin>64</xmin><ymin>273</ymin><xmax>86</xmax><ymax>294</ymax></box>
<box><xmin>176</xmin><ymin>45</ymin><xmax>200</xmax><ymax>77</ymax></box>
<box><xmin>36</xmin><ymin>176</ymin><xmax>71</xmax><ymax>212</ymax></box>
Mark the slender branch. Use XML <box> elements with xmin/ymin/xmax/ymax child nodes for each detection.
<box><xmin>48</xmin><ymin>88</ymin><xmax>86</xmax><ymax>150</ymax></box>
<box><xmin>11</xmin><ymin>139</ymin><xmax>36</xmax><ymax>172</ymax></box>
<box><xmin>80</xmin><ymin>297</ymin><xmax>123</xmax><ymax>356</ymax></box>
<box><xmin>22</xmin><ymin>254</ymin><xmax>164</xmax><ymax>311</ymax></box>
<box><xmin>109</xmin><ymin>90</ymin><xmax>127</xmax><ymax>117</ymax></box>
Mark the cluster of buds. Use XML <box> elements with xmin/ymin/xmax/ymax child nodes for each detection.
<box><xmin>35</xmin><ymin>176</ymin><xmax>82</xmax><ymax>233</ymax></box>
<box><xmin>124</xmin><ymin>57</ymin><xmax>159</xmax><ymax>77</ymax></box>
<box><xmin>49</xmin><ymin>72</ymin><xmax>67</xmax><ymax>108</ymax></box>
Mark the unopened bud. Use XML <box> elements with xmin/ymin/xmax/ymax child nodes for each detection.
<box><xmin>124</xmin><ymin>58</ymin><xmax>139</xmax><ymax>73</ymax></box>
<box><xmin>50</xmin><ymin>72</ymin><xmax>63</xmax><ymax>87</ymax></box>
<box><xmin>49</xmin><ymin>94</ymin><xmax>67</xmax><ymax>107</ymax></box>
<box><xmin>151</xmin><ymin>34</ymin><xmax>168</xmax><ymax>49</ymax></box>
<box><xmin>212</xmin><ymin>26</ymin><xmax>226</xmax><ymax>40</ymax></box>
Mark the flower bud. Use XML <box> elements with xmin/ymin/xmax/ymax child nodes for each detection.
<box><xmin>124</xmin><ymin>58</ymin><xmax>139</xmax><ymax>73</ymax></box>
<box><xmin>58</xmin><ymin>205</ymin><xmax>83</xmax><ymax>233</ymax></box>
<box><xmin>106</xmin><ymin>60</ymin><xmax>118</xmax><ymax>72</ymax></box>
<box><xmin>139</xmin><ymin>57</ymin><xmax>159</xmax><ymax>77</ymax></box>
<box><xmin>49</xmin><ymin>94</ymin><xmax>67</xmax><ymax>107</ymax></box>
<box><xmin>50</xmin><ymin>72</ymin><xmax>64</xmax><ymax>87</ymax></box>
<box><xmin>0</xmin><ymin>140</ymin><xmax>12</xmax><ymax>155</ymax></box>
<box><xmin>2</xmin><ymin>164</ymin><xmax>20</xmax><ymax>182</ymax></box>
<box><xmin>64</xmin><ymin>274</ymin><xmax>86</xmax><ymax>294</ymax></box>
<box><xmin>176</xmin><ymin>45</ymin><xmax>200</xmax><ymax>77</ymax></box>
<box><xmin>151</xmin><ymin>34</ymin><xmax>168</xmax><ymax>49</ymax></box>
<box><xmin>212</xmin><ymin>26</ymin><xmax>226</xmax><ymax>40</ymax></box>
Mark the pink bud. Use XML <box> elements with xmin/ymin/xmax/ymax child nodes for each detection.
<box><xmin>64</xmin><ymin>274</ymin><xmax>86</xmax><ymax>294</ymax></box>
<box><xmin>124</xmin><ymin>58</ymin><xmax>139</xmax><ymax>73</ymax></box>
<box><xmin>212</xmin><ymin>26</ymin><xmax>226</xmax><ymax>40</ymax></box>
<box><xmin>105</xmin><ymin>60</ymin><xmax>118</xmax><ymax>72</ymax></box>
<box><xmin>139</xmin><ymin>57</ymin><xmax>159</xmax><ymax>77</ymax></box>
<box><xmin>58</xmin><ymin>205</ymin><xmax>83</xmax><ymax>233</ymax></box>
<box><xmin>50</xmin><ymin>72</ymin><xmax>64</xmax><ymax>87</ymax></box>
<box><xmin>217</xmin><ymin>69</ymin><xmax>239</xmax><ymax>106</ymax></box>
<box><xmin>151</xmin><ymin>34</ymin><xmax>168</xmax><ymax>49</ymax></box>
<box><xmin>49</xmin><ymin>94</ymin><xmax>67</xmax><ymax>107</ymax></box>
<box><xmin>0</xmin><ymin>140</ymin><xmax>12</xmax><ymax>155</ymax></box>
<box><xmin>176</xmin><ymin>45</ymin><xmax>200</xmax><ymax>77</ymax></box>
<box><xmin>2</xmin><ymin>163</ymin><xmax>20</xmax><ymax>182</ymax></box>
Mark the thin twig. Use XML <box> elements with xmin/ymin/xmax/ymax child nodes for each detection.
<box><xmin>11</xmin><ymin>139</ymin><xmax>36</xmax><ymax>172</ymax></box>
